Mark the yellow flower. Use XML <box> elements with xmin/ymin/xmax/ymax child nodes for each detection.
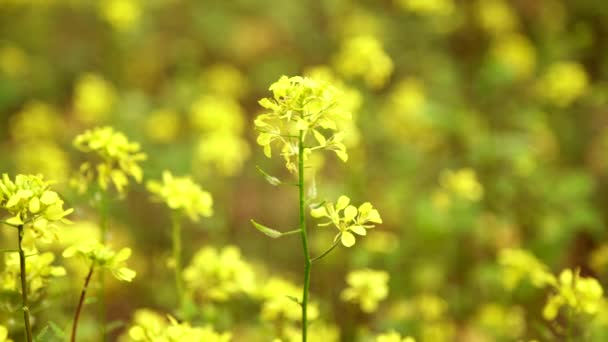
<box><xmin>439</xmin><ymin>168</ymin><xmax>484</xmax><ymax>202</ymax></box>
<box><xmin>498</xmin><ymin>248</ymin><xmax>556</xmax><ymax>290</ymax></box>
<box><xmin>99</xmin><ymin>0</ymin><xmax>142</xmax><ymax>32</ymax></box>
<box><xmin>147</xmin><ymin>171</ymin><xmax>213</xmax><ymax>222</ymax></box>
<box><xmin>341</xmin><ymin>268</ymin><xmax>389</xmax><ymax>313</ymax></box>
<box><xmin>190</xmin><ymin>95</ymin><xmax>245</xmax><ymax>134</ymax></box>
<box><xmin>255</xmin><ymin>75</ymin><xmax>351</xmax><ymax>172</ymax></box>
<box><xmin>194</xmin><ymin>133</ymin><xmax>250</xmax><ymax>177</ymax></box>
<box><xmin>257</xmin><ymin>277</ymin><xmax>320</xmax><ymax>323</ymax></box>
<box><xmin>126</xmin><ymin>309</ymin><xmax>232</xmax><ymax>342</ymax></box>
<box><xmin>183</xmin><ymin>246</ymin><xmax>255</xmax><ymax>302</ymax></box>
<box><xmin>333</xmin><ymin>35</ymin><xmax>393</xmax><ymax>89</ymax></box>
<box><xmin>397</xmin><ymin>0</ymin><xmax>454</xmax><ymax>17</ymax></box>
<box><xmin>73</xmin><ymin>126</ymin><xmax>146</xmax><ymax>195</ymax></box>
<box><xmin>14</xmin><ymin>142</ymin><xmax>70</xmax><ymax>185</ymax></box>
<box><xmin>491</xmin><ymin>33</ymin><xmax>536</xmax><ymax>80</ymax></box>
<box><xmin>311</xmin><ymin>195</ymin><xmax>382</xmax><ymax>247</ymax></box>
<box><xmin>63</xmin><ymin>240</ymin><xmax>136</xmax><ymax>282</ymax></box>
<box><xmin>200</xmin><ymin>64</ymin><xmax>248</xmax><ymax>99</ymax></box>
<box><xmin>477</xmin><ymin>0</ymin><xmax>519</xmax><ymax>36</ymax></box>
<box><xmin>0</xmin><ymin>174</ymin><xmax>73</xmax><ymax>249</ymax></box>
<box><xmin>0</xmin><ymin>250</ymin><xmax>65</xmax><ymax>301</ymax></box>
<box><xmin>536</xmin><ymin>61</ymin><xmax>589</xmax><ymax>107</ymax></box>
<box><xmin>145</xmin><ymin>109</ymin><xmax>180</xmax><ymax>143</ymax></box>
<box><xmin>375</xmin><ymin>330</ymin><xmax>416</xmax><ymax>342</ymax></box>
<box><xmin>0</xmin><ymin>44</ymin><xmax>28</xmax><ymax>78</ymax></box>
<box><xmin>73</xmin><ymin>73</ymin><xmax>116</xmax><ymax>124</ymax></box>
<box><xmin>0</xmin><ymin>324</ymin><xmax>13</xmax><ymax>342</ymax></box>
<box><xmin>10</xmin><ymin>101</ymin><xmax>64</xmax><ymax>141</ymax></box>
<box><xmin>543</xmin><ymin>269</ymin><xmax>604</xmax><ymax>320</ymax></box>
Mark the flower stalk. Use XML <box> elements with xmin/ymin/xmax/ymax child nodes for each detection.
<box><xmin>171</xmin><ymin>210</ymin><xmax>184</xmax><ymax>311</ymax></box>
<box><xmin>298</xmin><ymin>130</ymin><xmax>311</xmax><ymax>342</ymax></box>
<box><xmin>17</xmin><ymin>224</ymin><xmax>33</xmax><ymax>342</ymax></box>
<box><xmin>71</xmin><ymin>265</ymin><xmax>95</xmax><ymax>342</ymax></box>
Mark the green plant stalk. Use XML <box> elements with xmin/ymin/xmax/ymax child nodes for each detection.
<box><xmin>17</xmin><ymin>224</ymin><xmax>33</xmax><ymax>342</ymax></box>
<box><xmin>298</xmin><ymin>130</ymin><xmax>311</xmax><ymax>342</ymax></box>
<box><xmin>71</xmin><ymin>265</ymin><xmax>95</xmax><ymax>342</ymax></box>
<box><xmin>98</xmin><ymin>191</ymin><xmax>108</xmax><ymax>341</ymax></box>
<box><xmin>171</xmin><ymin>210</ymin><xmax>184</xmax><ymax>312</ymax></box>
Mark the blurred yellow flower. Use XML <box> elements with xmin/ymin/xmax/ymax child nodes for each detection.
<box><xmin>201</xmin><ymin>64</ymin><xmax>248</xmax><ymax>99</ymax></box>
<box><xmin>536</xmin><ymin>61</ymin><xmax>589</xmax><ymax>107</ymax></box>
<box><xmin>438</xmin><ymin>168</ymin><xmax>484</xmax><ymax>202</ymax></box>
<box><xmin>145</xmin><ymin>109</ymin><xmax>180</xmax><ymax>143</ymax></box>
<box><xmin>14</xmin><ymin>142</ymin><xmax>70</xmax><ymax>185</ymax></box>
<box><xmin>73</xmin><ymin>73</ymin><xmax>117</xmax><ymax>124</ymax></box>
<box><xmin>543</xmin><ymin>269</ymin><xmax>604</xmax><ymax>320</ymax></box>
<box><xmin>376</xmin><ymin>330</ymin><xmax>416</xmax><ymax>342</ymax></box>
<box><xmin>334</xmin><ymin>35</ymin><xmax>393</xmax><ymax>89</ymax></box>
<box><xmin>1</xmin><ymin>250</ymin><xmax>65</xmax><ymax>301</ymax></box>
<box><xmin>195</xmin><ymin>133</ymin><xmax>250</xmax><ymax>177</ymax></box>
<box><xmin>190</xmin><ymin>95</ymin><xmax>245</xmax><ymax>134</ymax></box>
<box><xmin>341</xmin><ymin>268</ymin><xmax>389</xmax><ymax>313</ymax></box>
<box><xmin>99</xmin><ymin>0</ymin><xmax>141</xmax><ymax>31</ymax></box>
<box><xmin>10</xmin><ymin>101</ymin><xmax>64</xmax><ymax>141</ymax></box>
<box><xmin>397</xmin><ymin>0</ymin><xmax>454</xmax><ymax>17</ymax></box>
<box><xmin>258</xmin><ymin>277</ymin><xmax>320</xmax><ymax>323</ymax></box>
<box><xmin>477</xmin><ymin>0</ymin><xmax>519</xmax><ymax>36</ymax></box>
<box><xmin>491</xmin><ymin>33</ymin><xmax>536</xmax><ymax>80</ymax></box>
<box><xmin>147</xmin><ymin>170</ymin><xmax>213</xmax><ymax>222</ymax></box>
<box><xmin>0</xmin><ymin>44</ymin><xmax>28</xmax><ymax>77</ymax></box>
<box><xmin>63</xmin><ymin>240</ymin><xmax>136</xmax><ymax>282</ymax></box>
<box><xmin>0</xmin><ymin>325</ymin><xmax>11</xmax><ymax>342</ymax></box>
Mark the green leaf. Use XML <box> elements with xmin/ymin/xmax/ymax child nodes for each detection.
<box><xmin>250</xmin><ymin>220</ymin><xmax>283</xmax><ymax>238</ymax></box>
<box><xmin>285</xmin><ymin>295</ymin><xmax>302</xmax><ymax>306</ymax></box>
<box><xmin>255</xmin><ymin>166</ymin><xmax>282</xmax><ymax>186</ymax></box>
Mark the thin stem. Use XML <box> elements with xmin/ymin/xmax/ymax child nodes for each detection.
<box><xmin>282</xmin><ymin>229</ymin><xmax>302</xmax><ymax>236</ymax></box>
<box><xmin>311</xmin><ymin>239</ymin><xmax>340</xmax><ymax>263</ymax></box>
<box><xmin>298</xmin><ymin>130</ymin><xmax>311</xmax><ymax>342</ymax></box>
<box><xmin>172</xmin><ymin>210</ymin><xmax>184</xmax><ymax>312</ymax></box>
<box><xmin>71</xmin><ymin>265</ymin><xmax>95</xmax><ymax>342</ymax></box>
<box><xmin>17</xmin><ymin>224</ymin><xmax>32</xmax><ymax>342</ymax></box>
<box><xmin>98</xmin><ymin>191</ymin><xmax>108</xmax><ymax>341</ymax></box>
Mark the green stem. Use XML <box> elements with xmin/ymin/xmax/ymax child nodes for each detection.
<box><xmin>98</xmin><ymin>191</ymin><xmax>108</xmax><ymax>341</ymax></box>
<box><xmin>71</xmin><ymin>265</ymin><xmax>95</xmax><ymax>342</ymax></box>
<box><xmin>17</xmin><ymin>225</ymin><xmax>32</xmax><ymax>342</ymax></box>
<box><xmin>311</xmin><ymin>239</ymin><xmax>340</xmax><ymax>263</ymax></box>
<box><xmin>298</xmin><ymin>130</ymin><xmax>311</xmax><ymax>342</ymax></box>
<box><xmin>172</xmin><ymin>210</ymin><xmax>184</xmax><ymax>313</ymax></box>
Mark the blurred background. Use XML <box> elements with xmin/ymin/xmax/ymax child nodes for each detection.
<box><xmin>1</xmin><ymin>0</ymin><xmax>608</xmax><ymax>341</ymax></box>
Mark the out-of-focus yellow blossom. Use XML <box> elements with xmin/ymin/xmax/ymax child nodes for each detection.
<box><xmin>304</xmin><ymin>65</ymin><xmax>363</xmax><ymax>148</ymax></box>
<box><xmin>340</xmin><ymin>268</ymin><xmax>389</xmax><ymax>313</ymax></box>
<box><xmin>420</xmin><ymin>321</ymin><xmax>456</xmax><ymax>342</ymax></box>
<box><xmin>474</xmin><ymin>304</ymin><xmax>525</xmax><ymax>339</ymax></box>
<box><xmin>337</xmin><ymin>7</ymin><xmax>383</xmax><ymax>38</ymax></box>
<box><xmin>190</xmin><ymin>95</ymin><xmax>245</xmax><ymax>134</ymax></box>
<box><xmin>257</xmin><ymin>277</ymin><xmax>319</xmax><ymax>323</ymax></box>
<box><xmin>536</xmin><ymin>61</ymin><xmax>589</xmax><ymax>107</ymax></box>
<box><xmin>183</xmin><ymin>246</ymin><xmax>255</xmax><ymax>302</ymax></box>
<box><xmin>311</xmin><ymin>195</ymin><xmax>382</xmax><ymax>247</ymax></box>
<box><xmin>491</xmin><ymin>33</ymin><xmax>536</xmax><ymax>80</ymax></box>
<box><xmin>543</xmin><ymin>269</ymin><xmax>604</xmax><ymax>320</ymax></box>
<box><xmin>73</xmin><ymin>73</ymin><xmax>116</xmax><ymax>124</ymax></box>
<box><xmin>0</xmin><ymin>44</ymin><xmax>27</xmax><ymax>77</ymax></box>
<box><xmin>375</xmin><ymin>330</ymin><xmax>416</xmax><ymax>342</ymax></box>
<box><xmin>0</xmin><ymin>325</ymin><xmax>11</xmax><ymax>342</ymax></box>
<box><xmin>147</xmin><ymin>171</ymin><xmax>213</xmax><ymax>222</ymax></box>
<box><xmin>477</xmin><ymin>0</ymin><xmax>519</xmax><ymax>36</ymax></box>
<box><xmin>145</xmin><ymin>109</ymin><xmax>180</xmax><ymax>143</ymax></box>
<box><xmin>63</xmin><ymin>240</ymin><xmax>136</xmax><ymax>282</ymax></box>
<box><xmin>415</xmin><ymin>294</ymin><xmax>448</xmax><ymax>321</ymax></box>
<box><xmin>99</xmin><ymin>0</ymin><xmax>141</xmax><ymax>32</ymax></box>
<box><xmin>72</xmin><ymin>126</ymin><xmax>146</xmax><ymax>195</ymax></box>
<box><xmin>201</xmin><ymin>64</ymin><xmax>248</xmax><ymax>99</ymax></box>
<box><xmin>125</xmin><ymin>309</ymin><xmax>232</xmax><ymax>342</ymax></box>
<box><xmin>438</xmin><ymin>168</ymin><xmax>484</xmax><ymax>202</ymax></box>
<box><xmin>195</xmin><ymin>133</ymin><xmax>250</xmax><ymax>177</ymax></box>
<box><xmin>334</xmin><ymin>35</ymin><xmax>393</xmax><ymax>89</ymax></box>
<box><xmin>10</xmin><ymin>101</ymin><xmax>64</xmax><ymax>141</ymax></box>
<box><xmin>14</xmin><ymin>142</ymin><xmax>70</xmax><ymax>184</ymax></box>
<box><xmin>397</xmin><ymin>0</ymin><xmax>454</xmax><ymax>17</ymax></box>
<box><xmin>255</xmin><ymin>75</ymin><xmax>351</xmax><ymax>172</ymax></box>
<box><xmin>498</xmin><ymin>248</ymin><xmax>556</xmax><ymax>290</ymax></box>
<box><xmin>0</xmin><ymin>250</ymin><xmax>65</xmax><ymax>301</ymax></box>
<box><xmin>0</xmin><ymin>174</ymin><xmax>73</xmax><ymax>249</ymax></box>
<box><xmin>279</xmin><ymin>321</ymin><xmax>339</xmax><ymax>342</ymax></box>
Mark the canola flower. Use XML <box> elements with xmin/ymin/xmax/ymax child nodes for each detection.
<box><xmin>0</xmin><ymin>325</ymin><xmax>12</xmax><ymax>342</ymax></box>
<box><xmin>311</xmin><ymin>195</ymin><xmax>382</xmax><ymax>247</ymax></box>
<box><xmin>73</xmin><ymin>126</ymin><xmax>146</xmax><ymax>195</ymax></box>
<box><xmin>0</xmin><ymin>250</ymin><xmax>65</xmax><ymax>301</ymax></box>
<box><xmin>255</xmin><ymin>75</ymin><xmax>351</xmax><ymax>172</ymax></box>
<box><xmin>99</xmin><ymin>0</ymin><xmax>142</xmax><ymax>32</ymax></box>
<box><xmin>536</xmin><ymin>61</ymin><xmax>589</xmax><ymax>107</ymax></box>
<box><xmin>126</xmin><ymin>309</ymin><xmax>232</xmax><ymax>342</ymax></box>
<box><xmin>375</xmin><ymin>330</ymin><xmax>416</xmax><ymax>342</ymax></box>
<box><xmin>147</xmin><ymin>171</ymin><xmax>213</xmax><ymax>222</ymax></box>
<box><xmin>397</xmin><ymin>0</ymin><xmax>454</xmax><ymax>17</ymax></box>
<box><xmin>341</xmin><ymin>268</ymin><xmax>389</xmax><ymax>313</ymax></box>
<box><xmin>195</xmin><ymin>133</ymin><xmax>251</xmax><ymax>177</ymax></box>
<box><xmin>183</xmin><ymin>245</ymin><xmax>255</xmax><ymax>302</ymax></box>
<box><xmin>477</xmin><ymin>0</ymin><xmax>519</xmax><ymax>36</ymax></box>
<box><xmin>490</xmin><ymin>33</ymin><xmax>536</xmax><ymax>81</ymax></box>
<box><xmin>433</xmin><ymin>168</ymin><xmax>484</xmax><ymax>210</ymax></box>
<box><xmin>0</xmin><ymin>44</ymin><xmax>28</xmax><ymax>78</ymax></box>
<box><xmin>63</xmin><ymin>240</ymin><xmax>136</xmax><ymax>282</ymax></box>
<box><xmin>144</xmin><ymin>109</ymin><xmax>180</xmax><ymax>144</ymax></box>
<box><xmin>333</xmin><ymin>35</ymin><xmax>393</xmax><ymax>89</ymax></box>
<box><xmin>14</xmin><ymin>142</ymin><xmax>70</xmax><ymax>185</ymax></box>
<box><xmin>200</xmin><ymin>63</ymin><xmax>249</xmax><ymax>99</ymax></box>
<box><xmin>10</xmin><ymin>101</ymin><xmax>64</xmax><ymax>141</ymax></box>
<box><xmin>257</xmin><ymin>277</ymin><xmax>320</xmax><ymax>323</ymax></box>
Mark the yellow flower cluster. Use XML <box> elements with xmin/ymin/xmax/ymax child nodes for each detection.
<box><xmin>125</xmin><ymin>309</ymin><xmax>231</xmax><ymax>342</ymax></box>
<box><xmin>255</xmin><ymin>75</ymin><xmax>352</xmax><ymax>172</ymax></box>
<box><xmin>0</xmin><ymin>174</ymin><xmax>73</xmax><ymax>249</ymax></box>
<box><xmin>73</xmin><ymin>126</ymin><xmax>146</xmax><ymax>195</ymax></box>
<box><xmin>183</xmin><ymin>246</ymin><xmax>255</xmax><ymax>302</ymax></box>
<box><xmin>311</xmin><ymin>195</ymin><xmax>382</xmax><ymax>247</ymax></box>
<box><xmin>0</xmin><ymin>251</ymin><xmax>65</xmax><ymax>301</ymax></box>
<box><xmin>63</xmin><ymin>240</ymin><xmax>136</xmax><ymax>282</ymax></box>
<box><xmin>73</xmin><ymin>73</ymin><xmax>116</xmax><ymax>124</ymax></box>
<box><xmin>99</xmin><ymin>0</ymin><xmax>142</xmax><ymax>32</ymax></box>
<box><xmin>257</xmin><ymin>277</ymin><xmax>320</xmax><ymax>323</ymax></box>
<box><xmin>0</xmin><ymin>44</ymin><xmax>28</xmax><ymax>78</ymax></box>
<box><xmin>200</xmin><ymin>64</ymin><xmax>248</xmax><ymax>99</ymax></box>
<box><xmin>144</xmin><ymin>109</ymin><xmax>180</xmax><ymax>144</ymax></box>
<box><xmin>473</xmin><ymin>303</ymin><xmax>525</xmax><ymax>339</ymax></box>
<box><xmin>147</xmin><ymin>171</ymin><xmax>213</xmax><ymax>222</ymax></box>
<box><xmin>499</xmin><ymin>248</ymin><xmax>605</xmax><ymax>321</ymax></box>
<box><xmin>375</xmin><ymin>330</ymin><xmax>416</xmax><ymax>342</ymax></box>
<box><xmin>334</xmin><ymin>35</ymin><xmax>393</xmax><ymax>89</ymax></box>
<box><xmin>340</xmin><ymin>268</ymin><xmax>389</xmax><ymax>313</ymax></box>
<box><xmin>476</xmin><ymin>0</ymin><xmax>519</xmax><ymax>36</ymax></box>
<box><xmin>536</xmin><ymin>61</ymin><xmax>589</xmax><ymax>107</ymax></box>
<box><xmin>491</xmin><ymin>33</ymin><xmax>536</xmax><ymax>80</ymax></box>
<box><xmin>433</xmin><ymin>168</ymin><xmax>484</xmax><ymax>210</ymax></box>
